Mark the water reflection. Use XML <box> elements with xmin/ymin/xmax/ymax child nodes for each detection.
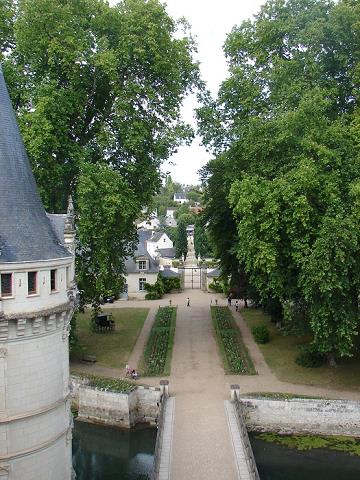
<box><xmin>249</xmin><ymin>433</ymin><xmax>360</xmax><ymax>480</ymax></box>
<box><xmin>73</xmin><ymin>420</ymin><xmax>157</xmax><ymax>480</ymax></box>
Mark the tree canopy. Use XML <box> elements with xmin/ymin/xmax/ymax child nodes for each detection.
<box><xmin>198</xmin><ymin>0</ymin><xmax>360</xmax><ymax>361</ymax></box>
<box><xmin>2</xmin><ymin>0</ymin><xmax>200</xmax><ymax>307</ymax></box>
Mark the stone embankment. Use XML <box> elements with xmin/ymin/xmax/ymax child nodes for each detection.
<box><xmin>71</xmin><ymin>375</ymin><xmax>164</xmax><ymax>429</ymax></box>
<box><xmin>241</xmin><ymin>395</ymin><xmax>360</xmax><ymax>436</ymax></box>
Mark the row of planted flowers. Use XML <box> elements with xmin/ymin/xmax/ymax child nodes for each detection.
<box><xmin>211</xmin><ymin>306</ymin><xmax>255</xmax><ymax>374</ymax></box>
<box><xmin>142</xmin><ymin>306</ymin><xmax>177</xmax><ymax>376</ymax></box>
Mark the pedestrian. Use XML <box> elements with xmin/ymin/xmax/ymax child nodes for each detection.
<box><xmin>186</xmin><ymin>297</ymin><xmax>190</xmax><ymax>307</ymax></box>
<box><xmin>227</xmin><ymin>292</ymin><xmax>232</xmax><ymax>306</ymax></box>
<box><xmin>235</xmin><ymin>300</ymin><xmax>239</xmax><ymax>312</ymax></box>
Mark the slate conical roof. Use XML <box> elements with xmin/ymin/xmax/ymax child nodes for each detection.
<box><xmin>0</xmin><ymin>66</ymin><xmax>71</xmax><ymax>262</ymax></box>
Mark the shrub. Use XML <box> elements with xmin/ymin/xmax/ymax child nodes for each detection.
<box><xmin>145</xmin><ymin>273</ymin><xmax>180</xmax><ymax>299</ymax></box>
<box><xmin>295</xmin><ymin>345</ymin><xmax>325</xmax><ymax>368</ymax></box>
<box><xmin>208</xmin><ymin>281</ymin><xmax>223</xmax><ymax>293</ymax></box>
<box><xmin>252</xmin><ymin>325</ymin><xmax>270</xmax><ymax>344</ymax></box>
<box><xmin>145</xmin><ymin>292</ymin><xmax>161</xmax><ymax>300</ymax></box>
<box><xmin>162</xmin><ymin>276</ymin><xmax>181</xmax><ymax>293</ymax></box>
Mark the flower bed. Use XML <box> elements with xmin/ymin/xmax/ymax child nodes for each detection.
<box><xmin>211</xmin><ymin>306</ymin><xmax>255</xmax><ymax>374</ymax></box>
<box><xmin>142</xmin><ymin>306</ymin><xmax>177</xmax><ymax>376</ymax></box>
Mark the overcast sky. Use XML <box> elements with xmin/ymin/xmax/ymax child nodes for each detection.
<box><xmin>159</xmin><ymin>0</ymin><xmax>266</xmax><ymax>185</ymax></box>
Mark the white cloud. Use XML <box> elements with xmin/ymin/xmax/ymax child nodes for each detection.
<box><xmin>110</xmin><ymin>0</ymin><xmax>266</xmax><ymax>184</ymax></box>
<box><xmin>161</xmin><ymin>0</ymin><xmax>265</xmax><ymax>185</ymax></box>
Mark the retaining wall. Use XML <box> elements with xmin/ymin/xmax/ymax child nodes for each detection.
<box><xmin>242</xmin><ymin>397</ymin><xmax>360</xmax><ymax>436</ymax></box>
<box><xmin>71</xmin><ymin>376</ymin><xmax>161</xmax><ymax>429</ymax></box>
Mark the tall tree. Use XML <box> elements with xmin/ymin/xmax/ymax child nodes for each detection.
<box><xmin>176</xmin><ymin>220</ymin><xmax>188</xmax><ymax>260</ymax></box>
<box><xmin>198</xmin><ymin>0</ymin><xmax>360</xmax><ymax>361</ymax></box>
<box><xmin>3</xmin><ymin>0</ymin><xmax>200</xmax><ymax>307</ymax></box>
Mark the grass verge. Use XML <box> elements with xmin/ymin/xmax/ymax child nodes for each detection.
<box><xmin>241</xmin><ymin>308</ymin><xmax>360</xmax><ymax>390</ymax></box>
<box><xmin>73</xmin><ymin>372</ymin><xmax>136</xmax><ymax>393</ymax></box>
<box><xmin>211</xmin><ymin>306</ymin><xmax>256</xmax><ymax>374</ymax></box>
<box><xmin>140</xmin><ymin>306</ymin><xmax>177</xmax><ymax>376</ymax></box>
<box><xmin>71</xmin><ymin>308</ymin><xmax>149</xmax><ymax>368</ymax></box>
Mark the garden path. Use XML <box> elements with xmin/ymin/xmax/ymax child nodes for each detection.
<box><xmin>71</xmin><ymin>289</ymin><xmax>360</xmax><ymax>479</ymax></box>
<box><xmin>87</xmin><ymin>289</ymin><xmax>360</xmax><ymax>401</ymax></box>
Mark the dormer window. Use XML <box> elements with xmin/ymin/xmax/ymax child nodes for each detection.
<box><xmin>28</xmin><ymin>271</ymin><xmax>37</xmax><ymax>295</ymax></box>
<box><xmin>138</xmin><ymin>260</ymin><xmax>147</xmax><ymax>270</ymax></box>
<box><xmin>1</xmin><ymin>273</ymin><xmax>12</xmax><ymax>297</ymax></box>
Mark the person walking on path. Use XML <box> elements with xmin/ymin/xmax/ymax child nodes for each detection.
<box><xmin>227</xmin><ymin>292</ymin><xmax>232</xmax><ymax>306</ymax></box>
<box><xmin>186</xmin><ymin>297</ymin><xmax>190</xmax><ymax>307</ymax></box>
<box><xmin>235</xmin><ymin>300</ymin><xmax>239</xmax><ymax>312</ymax></box>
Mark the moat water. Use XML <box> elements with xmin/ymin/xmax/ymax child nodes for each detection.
<box><xmin>249</xmin><ymin>433</ymin><xmax>360</xmax><ymax>479</ymax></box>
<box><xmin>72</xmin><ymin>421</ymin><xmax>360</xmax><ymax>479</ymax></box>
<box><xmin>72</xmin><ymin>420</ymin><xmax>157</xmax><ymax>480</ymax></box>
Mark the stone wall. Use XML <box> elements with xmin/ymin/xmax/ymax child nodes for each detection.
<box><xmin>242</xmin><ymin>397</ymin><xmax>360</xmax><ymax>436</ymax></box>
<box><xmin>72</xmin><ymin>378</ymin><xmax>162</xmax><ymax>429</ymax></box>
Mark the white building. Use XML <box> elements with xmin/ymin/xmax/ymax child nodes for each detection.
<box><xmin>135</xmin><ymin>210</ymin><xmax>160</xmax><ymax>230</ymax></box>
<box><xmin>124</xmin><ymin>231</ymin><xmax>159</xmax><ymax>299</ymax></box>
<box><xmin>124</xmin><ymin>230</ymin><xmax>177</xmax><ymax>298</ymax></box>
<box><xmin>146</xmin><ymin>231</ymin><xmax>174</xmax><ymax>259</ymax></box>
<box><xmin>165</xmin><ymin>207</ymin><xmax>177</xmax><ymax>227</ymax></box>
<box><xmin>173</xmin><ymin>192</ymin><xmax>189</xmax><ymax>204</ymax></box>
<box><xmin>0</xmin><ymin>66</ymin><xmax>75</xmax><ymax>479</ymax></box>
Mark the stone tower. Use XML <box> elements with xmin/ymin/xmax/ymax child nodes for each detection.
<box><xmin>0</xmin><ymin>66</ymin><xmax>75</xmax><ymax>479</ymax></box>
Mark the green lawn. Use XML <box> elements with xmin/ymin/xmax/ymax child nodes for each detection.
<box><xmin>72</xmin><ymin>308</ymin><xmax>149</xmax><ymax>368</ymax></box>
<box><xmin>241</xmin><ymin>308</ymin><xmax>360</xmax><ymax>391</ymax></box>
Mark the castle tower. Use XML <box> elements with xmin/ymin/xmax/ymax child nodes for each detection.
<box><xmin>0</xmin><ymin>66</ymin><xmax>75</xmax><ymax>479</ymax></box>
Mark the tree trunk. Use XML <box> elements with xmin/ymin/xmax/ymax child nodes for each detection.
<box><xmin>327</xmin><ymin>352</ymin><xmax>337</xmax><ymax>367</ymax></box>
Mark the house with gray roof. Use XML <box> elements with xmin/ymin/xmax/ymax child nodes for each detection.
<box><xmin>173</xmin><ymin>192</ymin><xmax>188</xmax><ymax>204</ymax></box>
<box><xmin>123</xmin><ymin>229</ymin><xmax>177</xmax><ymax>298</ymax></box>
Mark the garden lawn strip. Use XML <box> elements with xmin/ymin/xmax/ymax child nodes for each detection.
<box><xmin>211</xmin><ymin>306</ymin><xmax>256</xmax><ymax>374</ymax></box>
<box><xmin>141</xmin><ymin>306</ymin><xmax>177</xmax><ymax>376</ymax></box>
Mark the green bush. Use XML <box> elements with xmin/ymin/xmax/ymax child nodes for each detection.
<box><xmin>208</xmin><ymin>281</ymin><xmax>223</xmax><ymax>293</ymax></box>
<box><xmin>162</xmin><ymin>276</ymin><xmax>181</xmax><ymax>293</ymax></box>
<box><xmin>145</xmin><ymin>292</ymin><xmax>162</xmax><ymax>300</ymax></box>
<box><xmin>295</xmin><ymin>346</ymin><xmax>325</xmax><ymax>368</ymax></box>
<box><xmin>145</xmin><ymin>273</ymin><xmax>181</xmax><ymax>299</ymax></box>
<box><xmin>252</xmin><ymin>325</ymin><xmax>270</xmax><ymax>344</ymax></box>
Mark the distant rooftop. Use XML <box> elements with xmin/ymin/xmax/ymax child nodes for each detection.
<box><xmin>174</xmin><ymin>193</ymin><xmax>187</xmax><ymax>200</ymax></box>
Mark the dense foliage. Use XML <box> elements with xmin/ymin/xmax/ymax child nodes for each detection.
<box><xmin>142</xmin><ymin>306</ymin><xmax>176</xmax><ymax>375</ymax></box>
<box><xmin>2</xmin><ymin>0</ymin><xmax>199</xmax><ymax>309</ymax></box>
<box><xmin>145</xmin><ymin>273</ymin><xmax>181</xmax><ymax>300</ymax></box>
<box><xmin>199</xmin><ymin>0</ymin><xmax>360</xmax><ymax>363</ymax></box>
<box><xmin>175</xmin><ymin>219</ymin><xmax>188</xmax><ymax>260</ymax></box>
<box><xmin>194</xmin><ymin>213</ymin><xmax>213</xmax><ymax>259</ymax></box>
